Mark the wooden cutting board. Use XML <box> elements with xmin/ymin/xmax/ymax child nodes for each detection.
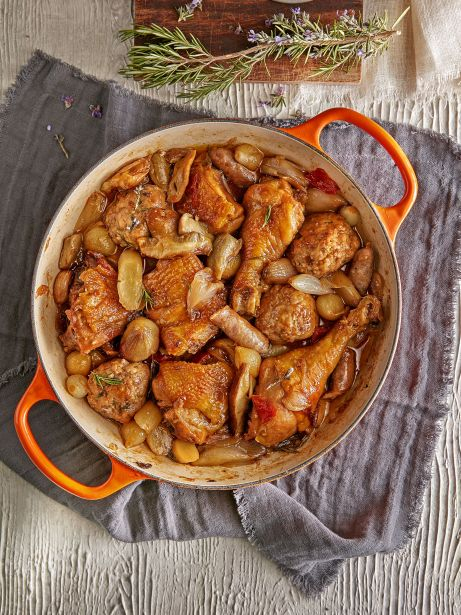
<box><xmin>134</xmin><ymin>0</ymin><xmax>363</xmax><ymax>83</ymax></box>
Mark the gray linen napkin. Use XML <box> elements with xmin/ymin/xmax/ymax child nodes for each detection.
<box><xmin>0</xmin><ymin>51</ymin><xmax>459</xmax><ymax>596</ymax></box>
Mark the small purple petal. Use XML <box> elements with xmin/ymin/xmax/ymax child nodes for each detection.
<box><xmin>356</xmin><ymin>49</ymin><xmax>365</xmax><ymax>57</ymax></box>
<box><xmin>291</xmin><ymin>7</ymin><xmax>301</xmax><ymax>15</ymax></box>
<box><xmin>61</xmin><ymin>95</ymin><xmax>74</xmax><ymax>110</ymax></box>
<box><xmin>89</xmin><ymin>104</ymin><xmax>103</xmax><ymax>119</ymax></box>
<box><xmin>265</xmin><ymin>18</ymin><xmax>273</xmax><ymax>27</ymax></box>
<box><xmin>247</xmin><ymin>29</ymin><xmax>258</xmax><ymax>43</ymax></box>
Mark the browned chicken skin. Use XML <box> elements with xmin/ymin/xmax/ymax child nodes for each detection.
<box><xmin>143</xmin><ymin>254</ymin><xmax>226</xmax><ymax>356</ymax></box>
<box><xmin>288</xmin><ymin>212</ymin><xmax>360</xmax><ymax>278</ymax></box>
<box><xmin>247</xmin><ymin>295</ymin><xmax>381</xmax><ymax>446</ymax></box>
<box><xmin>231</xmin><ymin>179</ymin><xmax>304</xmax><ymax>316</ymax></box>
<box><xmin>177</xmin><ymin>159</ymin><xmax>244</xmax><ymax>233</ymax></box>
<box><xmin>104</xmin><ymin>184</ymin><xmax>165</xmax><ymax>247</ymax></box>
<box><xmin>153</xmin><ymin>361</ymin><xmax>234</xmax><ymax>444</ymax></box>
<box><xmin>61</xmin><ymin>257</ymin><xmax>132</xmax><ymax>354</ymax></box>
<box><xmin>87</xmin><ymin>359</ymin><xmax>150</xmax><ymax>423</ymax></box>
<box><xmin>256</xmin><ymin>284</ymin><xmax>319</xmax><ymax>344</ymax></box>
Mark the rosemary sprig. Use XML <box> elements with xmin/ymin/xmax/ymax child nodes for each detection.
<box><xmin>266</xmin><ymin>367</ymin><xmax>294</xmax><ymax>390</ymax></box>
<box><xmin>119</xmin><ymin>7</ymin><xmax>409</xmax><ymax>101</ymax></box>
<box><xmin>92</xmin><ymin>373</ymin><xmax>123</xmax><ymax>388</ymax></box>
<box><xmin>141</xmin><ymin>286</ymin><xmax>154</xmax><ymax>309</ymax></box>
<box><xmin>262</xmin><ymin>205</ymin><xmax>272</xmax><ymax>228</ymax></box>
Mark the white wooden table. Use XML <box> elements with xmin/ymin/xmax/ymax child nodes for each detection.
<box><xmin>1</xmin><ymin>1</ymin><xmax>460</xmax><ymax>613</ymax></box>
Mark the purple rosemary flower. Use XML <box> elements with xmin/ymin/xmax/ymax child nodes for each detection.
<box><xmin>61</xmin><ymin>95</ymin><xmax>74</xmax><ymax>110</ymax></box>
<box><xmin>89</xmin><ymin>104</ymin><xmax>103</xmax><ymax>119</ymax></box>
<box><xmin>274</xmin><ymin>35</ymin><xmax>291</xmax><ymax>45</ymax></box>
<box><xmin>247</xmin><ymin>29</ymin><xmax>258</xmax><ymax>43</ymax></box>
<box><xmin>291</xmin><ymin>7</ymin><xmax>301</xmax><ymax>16</ymax></box>
<box><xmin>356</xmin><ymin>49</ymin><xmax>365</xmax><ymax>57</ymax></box>
<box><xmin>265</xmin><ymin>18</ymin><xmax>273</xmax><ymax>27</ymax></box>
<box><xmin>189</xmin><ymin>0</ymin><xmax>202</xmax><ymax>9</ymax></box>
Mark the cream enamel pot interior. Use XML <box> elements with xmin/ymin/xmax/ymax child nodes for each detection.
<box><xmin>15</xmin><ymin>109</ymin><xmax>418</xmax><ymax>498</ymax></box>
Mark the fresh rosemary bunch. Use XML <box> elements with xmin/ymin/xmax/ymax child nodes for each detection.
<box><xmin>119</xmin><ymin>7</ymin><xmax>409</xmax><ymax>101</ymax></box>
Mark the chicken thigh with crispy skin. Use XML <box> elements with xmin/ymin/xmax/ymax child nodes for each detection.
<box><xmin>177</xmin><ymin>158</ymin><xmax>244</xmax><ymax>234</ymax></box>
<box><xmin>231</xmin><ymin>179</ymin><xmax>304</xmax><ymax>316</ymax></box>
<box><xmin>143</xmin><ymin>254</ymin><xmax>226</xmax><ymax>356</ymax></box>
<box><xmin>104</xmin><ymin>184</ymin><xmax>165</xmax><ymax>247</ymax></box>
<box><xmin>61</xmin><ymin>256</ymin><xmax>132</xmax><ymax>354</ymax></box>
<box><xmin>153</xmin><ymin>361</ymin><xmax>234</xmax><ymax>444</ymax></box>
<box><xmin>247</xmin><ymin>295</ymin><xmax>381</xmax><ymax>446</ymax></box>
<box><xmin>87</xmin><ymin>358</ymin><xmax>150</xmax><ymax>423</ymax></box>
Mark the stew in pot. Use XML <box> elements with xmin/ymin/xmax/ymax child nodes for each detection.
<box><xmin>53</xmin><ymin>143</ymin><xmax>384</xmax><ymax>466</ymax></box>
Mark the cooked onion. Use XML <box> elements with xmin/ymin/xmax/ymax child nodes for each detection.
<box><xmin>193</xmin><ymin>439</ymin><xmax>266</xmax><ymax>466</ymax></box>
<box><xmin>289</xmin><ymin>274</ymin><xmax>334</xmax><ymax>295</ymax></box>
<box><xmin>187</xmin><ymin>268</ymin><xmax>224</xmax><ymax>315</ymax></box>
<box><xmin>302</xmin><ymin>188</ymin><xmax>347</xmax><ymax>213</ymax></box>
<box><xmin>262</xmin><ymin>258</ymin><xmax>297</xmax><ymax>284</ymax></box>
<box><xmin>234</xmin><ymin>346</ymin><xmax>261</xmax><ymax>378</ymax></box>
<box><xmin>325</xmin><ymin>271</ymin><xmax>361</xmax><ymax>307</ymax></box>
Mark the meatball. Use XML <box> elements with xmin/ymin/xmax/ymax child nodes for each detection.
<box><xmin>104</xmin><ymin>184</ymin><xmax>165</xmax><ymax>247</ymax></box>
<box><xmin>288</xmin><ymin>212</ymin><xmax>360</xmax><ymax>277</ymax></box>
<box><xmin>255</xmin><ymin>284</ymin><xmax>319</xmax><ymax>344</ymax></box>
<box><xmin>87</xmin><ymin>358</ymin><xmax>150</xmax><ymax>423</ymax></box>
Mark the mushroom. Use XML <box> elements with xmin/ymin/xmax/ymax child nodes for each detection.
<box><xmin>167</xmin><ymin>149</ymin><xmax>196</xmax><ymax>203</ymax></box>
<box><xmin>178</xmin><ymin>213</ymin><xmax>213</xmax><ymax>241</ymax></box>
<box><xmin>210</xmin><ymin>306</ymin><xmax>270</xmax><ymax>354</ymax></box>
<box><xmin>207</xmin><ymin>233</ymin><xmax>243</xmax><ymax>280</ymax></box>
<box><xmin>229</xmin><ymin>363</ymin><xmax>252</xmax><ymax>436</ymax></box>
<box><xmin>209</xmin><ymin>147</ymin><xmax>258</xmax><ymax>188</ymax></box>
<box><xmin>260</xmin><ymin>156</ymin><xmax>307</xmax><ymax>189</ymax></box>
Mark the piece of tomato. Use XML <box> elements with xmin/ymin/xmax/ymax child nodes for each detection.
<box><xmin>305</xmin><ymin>168</ymin><xmax>339</xmax><ymax>194</ymax></box>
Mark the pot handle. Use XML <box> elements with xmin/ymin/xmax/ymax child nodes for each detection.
<box><xmin>281</xmin><ymin>108</ymin><xmax>418</xmax><ymax>242</ymax></box>
<box><xmin>14</xmin><ymin>360</ymin><xmax>147</xmax><ymax>500</ymax></box>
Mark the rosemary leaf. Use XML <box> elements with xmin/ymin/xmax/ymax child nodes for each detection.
<box><xmin>92</xmin><ymin>373</ymin><xmax>123</xmax><ymax>388</ymax></box>
<box><xmin>262</xmin><ymin>205</ymin><xmax>272</xmax><ymax>228</ymax></box>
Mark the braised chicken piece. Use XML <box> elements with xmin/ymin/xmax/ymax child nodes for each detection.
<box><xmin>288</xmin><ymin>212</ymin><xmax>360</xmax><ymax>278</ymax></box>
<box><xmin>87</xmin><ymin>359</ymin><xmax>150</xmax><ymax>423</ymax></box>
<box><xmin>60</xmin><ymin>256</ymin><xmax>132</xmax><ymax>354</ymax></box>
<box><xmin>177</xmin><ymin>159</ymin><xmax>244</xmax><ymax>233</ymax></box>
<box><xmin>143</xmin><ymin>254</ymin><xmax>226</xmax><ymax>355</ymax></box>
<box><xmin>137</xmin><ymin>208</ymin><xmax>213</xmax><ymax>259</ymax></box>
<box><xmin>246</xmin><ymin>296</ymin><xmax>381</xmax><ymax>446</ymax></box>
<box><xmin>104</xmin><ymin>184</ymin><xmax>166</xmax><ymax>247</ymax></box>
<box><xmin>153</xmin><ymin>361</ymin><xmax>234</xmax><ymax>444</ymax></box>
<box><xmin>231</xmin><ymin>179</ymin><xmax>304</xmax><ymax>316</ymax></box>
<box><xmin>255</xmin><ymin>284</ymin><xmax>319</xmax><ymax>344</ymax></box>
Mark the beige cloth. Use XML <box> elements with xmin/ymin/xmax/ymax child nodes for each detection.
<box><xmin>290</xmin><ymin>0</ymin><xmax>461</xmax><ymax>111</ymax></box>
